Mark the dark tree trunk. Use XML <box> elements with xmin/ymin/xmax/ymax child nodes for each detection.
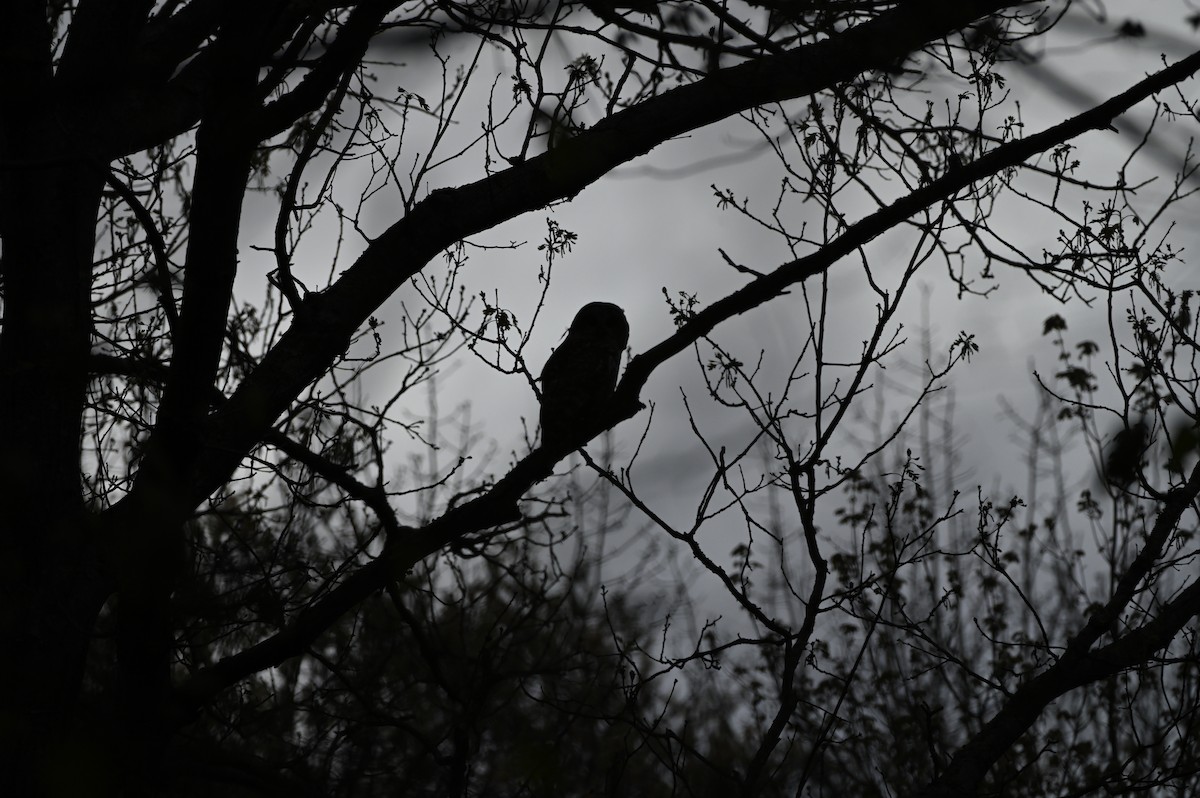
<box><xmin>0</xmin><ymin>133</ymin><xmax>113</xmax><ymax>795</ymax></box>
<box><xmin>0</xmin><ymin>8</ymin><xmax>112</xmax><ymax>791</ymax></box>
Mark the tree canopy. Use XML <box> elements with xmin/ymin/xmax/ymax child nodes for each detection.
<box><xmin>2</xmin><ymin>1</ymin><xmax>1200</xmax><ymax>796</ymax></box>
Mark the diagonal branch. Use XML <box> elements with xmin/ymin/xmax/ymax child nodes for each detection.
<box><xmin>256</xmin><ymin>0</ymin><xmax>396</xmax><ymax>140</ymax></box>
<box><xmin>613</xmin><ymin>47</ymin><xmax>1200</xmax><ymax>409</ymax></box>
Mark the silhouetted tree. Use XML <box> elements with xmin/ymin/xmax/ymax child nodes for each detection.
<box><xmin>2</xmin><ymin>2</ymin><xmax>1200</xmax><ymax>796</ymax></box>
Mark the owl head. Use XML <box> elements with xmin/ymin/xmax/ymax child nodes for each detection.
<box><xmin>568</xmin><ymin>301</ymin><xmax>629</xmax><ymax>350</ymax></box>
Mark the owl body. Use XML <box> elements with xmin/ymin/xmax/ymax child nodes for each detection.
<box><xmin>539</xmin><ymin>302</ymin><xmax>629</xmax><ymax>449</ymax></box>
<box><xmin>1105</xmin><ymin>418</ymin><xmax>1148</xmax><ymax>488</ymax></box>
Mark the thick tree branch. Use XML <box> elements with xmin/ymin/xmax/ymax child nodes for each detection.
<box><xmin>135</xmin><ymin>0</ymin><xmax>229</xmax><ymax>83</ymax></box>
<box><xmin>256</xmin><ymin>0</ymin><xmax>396</xmax><ymax>139</ymax></box>
<box><xmin>56</xmin><ymin>0</ymin><xmax>156</xmax><ymax>93</ymax></box>
<box><xmin>108</xmin><ymin>1</ymin><xmax>378</xmax><ymax>157</ymax></box>
<box><xmin>131</xmin><ymin>29</ymin><xmax>263</xmax><ymax>522</ymax></box>
<box><xmin>0</xmin><ymin>2</ymin><xmax>54</xmax><ymax>118</ymax></box>
<box><xmin>108</xmin><ymin>21</ymin><xmax>271</xmax><ymax>773</ymax></box>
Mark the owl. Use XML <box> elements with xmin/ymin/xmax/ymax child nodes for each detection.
<box><xmin>1105</xmin><ymin>418</ymin><xmax>1148</xmax><ymax>488</ymax></box>
<box><xmin>539</xmin><ymin>302</ymin><xmax>629</xmax><ymax>449</ymax></box>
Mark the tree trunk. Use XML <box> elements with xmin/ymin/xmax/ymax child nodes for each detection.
<box><xmin>0</xmin><ymin>95</ymin><xmax>113</xmax><ymax>797</ymax></box>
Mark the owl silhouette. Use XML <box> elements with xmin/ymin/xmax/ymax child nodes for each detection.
<box><xmin>1104</xmin><ymin>418</ymin><xmax>1149</xmax><ymax>489</ymax></box>
<box><xmin>539</xmin><ymin>302</ymin><xmax>629</xmax><ymax>449</ymax></box>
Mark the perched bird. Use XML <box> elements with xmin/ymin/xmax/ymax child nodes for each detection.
<box><xmin>1105</xmin><ymin>418</ymin><xmax>1148</xmax><ymax>489</ymax></box>
<box><xmin>539</xmin><ymin>302</ymin><xmax>629</xmax><ymax>449</ymax></box>
<box><xmin>1166</xmin><ymin>419</ymin><xmax>1200</xmax><ymax>475</ymax></box>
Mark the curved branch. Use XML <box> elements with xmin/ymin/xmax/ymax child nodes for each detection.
<box><xmin>101</xmin><ymin>168</ymin><xmax>180</xmax><ymax>331</ymax></box>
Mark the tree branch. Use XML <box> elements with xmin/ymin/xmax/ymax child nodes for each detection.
<box><xmin>256</xmin><ymin>0</ymin><xmax>396</xmax><ymax>140</ymax></box>
<box><xmin>614</xmin><ymin>46</ymin><xmax>1200</xmax><ymax>410</ymax></box>
<box><xmin>913</xmin><ymin>462</ymin><xmax>1200</xmax><ymax>797</ymax></box>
